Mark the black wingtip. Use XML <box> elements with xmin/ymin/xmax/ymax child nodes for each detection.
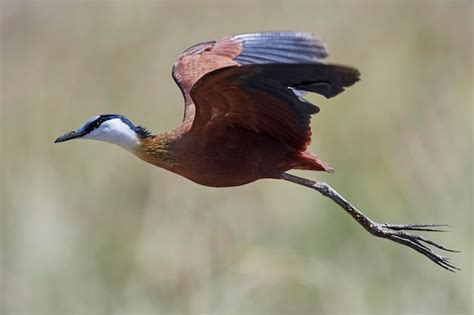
<box><xmin>288</xmin><ymin>64</ymin><xmax>361</xmax><ymax>99</ymax></box>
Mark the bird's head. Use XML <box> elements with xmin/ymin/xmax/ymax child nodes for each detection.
<box><xmin>54</xmin><ymin>114</ymin><xmax>152</xmax><ymax>150</ymax></box>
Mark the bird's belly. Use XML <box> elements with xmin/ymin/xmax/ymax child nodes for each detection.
<box><xmin>170</xmin><ymin>134</ymin><xmax>296</xmax><ymax>187</ymax></box>
<box><xmin>170</xmin><ymin>154</ymin><xmax>274</xmax><ymax>187</ymax></box>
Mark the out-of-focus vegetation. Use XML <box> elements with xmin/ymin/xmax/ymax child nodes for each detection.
<box><xmin>1</xmin><ymin>1</ymin><xmax>472</xmax><ymax>314</ymax></box>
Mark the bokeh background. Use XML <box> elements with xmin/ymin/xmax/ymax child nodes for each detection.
<box><xmin>1</xmin><ymin>1</ymin><xmax>472</xmax><ymax>314</ymax></box>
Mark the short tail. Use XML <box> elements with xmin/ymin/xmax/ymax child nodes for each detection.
<box><xmin>293</xmin><ymin>151</ymin><xmax>334</xmax><ymax>172</ymax></box>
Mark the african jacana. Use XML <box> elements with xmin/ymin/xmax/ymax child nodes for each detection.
<box><xmin>55</xmin><ymin>32</ymin><xmax>458</xmax><ymax>271</ymax></box>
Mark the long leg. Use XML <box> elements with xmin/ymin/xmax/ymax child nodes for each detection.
<box><xmin>280</xmin><ymin>172</ymin><xmax>459</xmax><ymax>272</ymax></box>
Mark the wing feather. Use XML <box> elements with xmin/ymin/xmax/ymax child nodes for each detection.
<box><xmin>172</xmin><ymin>32</ymin><xmax>329</xmax><ymax>122</ymax></box>
<box><xmin>189</xmin><ymin>63</ymin><xmax>360</xmax><ymax>152</ymax></box>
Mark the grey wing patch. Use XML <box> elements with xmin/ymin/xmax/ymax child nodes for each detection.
<box><xmin>292</xmin><ymin>82</ymin><xmax>333</xmax><ymax>97</ymax></box>
<box><xmin>289</xmin><ymin>87</ymin><xmax>308</xmax><ymax>98</ymax></box>
<box><xmin>288</xmin><ymin>87</ymin><xmax>310</xmax><ymax>106</ymax></box>
<box><xmin>232</xmin><ymin>32</ymin><xmax>329</xmax><ymax>65</ymax></box>
<box><xmin>288</xmin><ymin>82</ymin><xmax>333</xmax><ymax>106</ymax></box>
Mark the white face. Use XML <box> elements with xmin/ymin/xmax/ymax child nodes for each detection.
<box><xmin>81</xmin><ymin>118</ymin><xmax>140</xmax><ymax>150</ymax></box>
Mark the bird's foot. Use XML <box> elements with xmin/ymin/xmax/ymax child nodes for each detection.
<box><xmin>368</xmin><ymin>222</ymin><xmax>460</xmax><ymax>272</ymax></box>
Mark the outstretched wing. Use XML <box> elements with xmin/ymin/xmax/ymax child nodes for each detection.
<box><xmin>172</xmin><ymin>32</ymin><xmax>329</xmax><ymax>122</ymax></box>
<box><xmin>190</xmin><ymin>63</ymin><xmax>359</xmax><ymax>152</ymax></box>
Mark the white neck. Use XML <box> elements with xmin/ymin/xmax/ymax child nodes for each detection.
<box><xmin>83</xmin><ymin>118</ymin><xmax>140</xmax><ymax>150</ymax></box>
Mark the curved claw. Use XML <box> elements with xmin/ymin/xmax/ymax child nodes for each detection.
<box><xmin>396</xmin><ymin>231</ymin><xmax>461</xmax><ymax>253</ymax></box>
<box><xmin>381</xmin><ymin>223</ymin><xmax>452</xmax><ymax>232</ymax></box>
<box><xmin>373</xmin><ymin>223</ymin><xmax>460</xmax><ymax>272</ymax></box>
<box><xmin>390</xmin><ymin>235</ymin><xmax>460</xmax><ymax>272</ymax></box>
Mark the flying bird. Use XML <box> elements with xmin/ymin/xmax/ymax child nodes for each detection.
<box><xmin>55</xmin><ymin>32</ymin><xmax>458</xmax><ymax>271</ymax></box>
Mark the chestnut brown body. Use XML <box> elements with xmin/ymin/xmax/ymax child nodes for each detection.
<box><xmin>136</xmin><ymin>32</ymin><xmax>358</xmax><ymax>187</ymax></box>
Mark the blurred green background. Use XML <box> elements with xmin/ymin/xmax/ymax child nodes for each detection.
<box><xmin>1</xmin><ymin>1</ymin><xmax>472</xmax><ymax>314</ymax></box>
